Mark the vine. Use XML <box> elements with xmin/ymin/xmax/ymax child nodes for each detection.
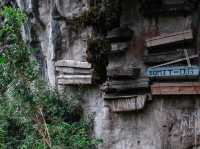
<box><xmin>73</xmin><ymin>0</ymin><xmax>121</xmax><ymax>84</ymax></box>
<box><xmin>74</xmin><ymin>0</ymin><xmax>121</xmax><ymax>34</ymax></box>
<box><xmin>87</xmin><ymin>38</ymin><xmax>111</xmax><ymax>84</ymax></box>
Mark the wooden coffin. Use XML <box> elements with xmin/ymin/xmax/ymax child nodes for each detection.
<box><xmin>107</xmin><ymin>27</ymin><xmax>133</xmax><ymax>43</ymax></box>
<box><xmin>144</xmin><ymin>49</ymin><xmax>197</xmax><ymax>64</ymax></box>
<box><xmin>57</xmin><ymin>75</ymin><xmax>92</xmax><ymax>85</ymax></box>
<box><xmin>142</xmin><ymin>1</ymin><xmax>193</xmax><ymax>17</ymax></box>
<box><xmin>106</xmin><ymin>95</ymin><xmax>147</xmax><ymax>112</ymax></box>
<box><xmin>151</xmin><ymin>82</ymin><xmax>200</xmax><ymax>95</ymax></box>
<box><xmin>147</xmin><ymin>66</ymin><xmax>199</xmax><ymax>80</ymax></box>
<box><xmin>55</xmin><ymin>60</ymin><xmax>92</xmax><ymax>85</ymax></box>
<box><xmin>56</xmin><ymin>67</ymin><xmax>91</xmax><ymax>74</ymax></box>
<box><xmin>107</xmin><ymin>67</ymin><xmax>140</xmax><ymax>79</ymax></box>
<box><xmin>110</xmin><ymin>42</ymin><xmax>128</xmax><ymax>54</ymax></box>
<box><xmin>146</xmin><ymin>30</ymin><xmax>193</xmax><ymax>48</ymax></box>
<box><xmin>55</xmin><ymin>60</ymin><xmax>91</xmax><ymax>69</ymax></box>
<box><xmin>101</xmin><ymin>78</ymin><xmax>149</xmax><ymax>93</ymax></box>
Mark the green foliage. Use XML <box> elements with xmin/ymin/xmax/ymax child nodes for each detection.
<box><xmin>0</xmin><ymin>56</ymin><xmax>5</xmax><ymax>64</ymax></box>
<box><xmin>74</xmin><ymin>0</ymin><xmax>121</xmax><ymax>34</ymax></box>
<box><xmin>87</xmin><ymin>38</ymin><xmax>111</xmax><ymax>83</ymax></box>
<box><xmin>0</xmin><ymin>6</ymin><xmax>101</xmax><ymax>149</ymax></box>
<box><xmin>73</xmin><ymin>0</ymin><xmax>120</xmax><ymax>83</ymax></box>
<box><xmin>87</xmin><ymin>38</ymin><xmax>110</xmax><ymax>65</ymax></box>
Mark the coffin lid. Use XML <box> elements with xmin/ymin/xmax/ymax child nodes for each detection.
<box><xmin>55</xmin><ymin>60</ymin><xmax>91</xmax><ymax>68</ymax></box>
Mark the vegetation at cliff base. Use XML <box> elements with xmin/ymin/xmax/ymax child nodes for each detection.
<box><xmin>0</xmin><ymin>6</ymin><xmax>101</xmax><ymax>149</ymax></box>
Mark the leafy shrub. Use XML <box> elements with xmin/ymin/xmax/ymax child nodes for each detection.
<box><xmin>0</xmin><ymin>5</ymin><xmax>101</xmax><ymax>149</ymax></box>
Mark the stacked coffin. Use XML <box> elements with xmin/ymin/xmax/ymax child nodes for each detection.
<box><xmin>55</xmin><ymin>60</ymin><xmax>92</xmax><ymax>85</ymax></box>
<box><xmin>103</xmin><ymin>27</ymin><xmax>151</xmax><ymax>112</ymax></box>
<box><xmin>145</xmin><ymin>29</ymin><xmax>200</xmax><ymax>95</ymax></box>
<box><xmin>107</xmin><ymin>27</ymin><xmax>133</xmax><ymax>55</ymax></box>
<box><xmin>102</xmin><ymin>66</ymin><xmax>151</xmax><ymax>112</ymax></box>
<box><xmin>102</xmin><ymin>79</ymin><xmax>150</xmax><ymax>112</ymax></box>
<box><xmin>141</xmin><ymin>0</ymin><xmax>196</xmax><ymax>17</ymax></box>
<box><xmin>104</xmin><ymin>94</ymin><xmax>149</xmax><ymax>112</ymax></box>
<box><xmin>145</xmin><ymin>30</ymin><xmax>193</xmax><ymax>48</ymax></box>
<box><xmin>144</xmin><ymin>30</ymin><xmax>196</xmax><ymax>65</ymax></box>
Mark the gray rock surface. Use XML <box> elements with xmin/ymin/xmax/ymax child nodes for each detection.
<box><xmin>17</xmin><ymin>0</ymin><xmax>200</xmax><ymax>148</ymax></box>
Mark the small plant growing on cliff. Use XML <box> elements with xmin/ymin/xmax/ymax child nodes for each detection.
<box><xmin>0</xmin><ymin>5</ymin><xmax>101</xmax><ymax>149</ymax></box>
<box><xmin>87</xmin><ymin>38</ymin><xmax>111</xmax><ymax>84</ymax></box>
<box><xmin>74</xmin><ymin>0</ymin><xmax>121</xmax><ymax>34</ymax></box>
<box><xmin>73</xmin><ymin>0</ymin><xmax>120</xmax><ymax>84</ymax></box>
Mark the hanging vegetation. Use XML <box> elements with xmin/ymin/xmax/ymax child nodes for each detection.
<box><xmin>87</xmin><ymin>38</ymin><xmax>111</xmax><ymax>84</ymax></box>
<box><xmin>73</xmin><ymin>0</ymin><xmax>121</xmax><ymax>84</ymax></box>
<box><xmin>0</xmin><ymin>4</ymin><xmax>101</xmax><ymax>149</ymax></box>
<box><xmin>74</xmin><ymin>0</ymin><xmax>121</xmax><ymax>34</ymax></box>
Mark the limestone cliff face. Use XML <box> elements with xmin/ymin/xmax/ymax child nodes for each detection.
<box><xmin>17</xmin><ymin>0</ymin><xmax>200</xmax><ymax>149</ymax></box>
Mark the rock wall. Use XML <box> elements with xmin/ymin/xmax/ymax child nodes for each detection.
<box><xmin>17</xmin><ymin>0</ymin><xmax>200</xmax><ymax>149</ymax></box>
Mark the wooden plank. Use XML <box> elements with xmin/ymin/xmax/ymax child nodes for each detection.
<box><xmin>56</xmin><ymin>67</ymin><xmax>91</xmax><ymax>74</ymax></box>
<box><xmin>104</xmin><ymin>94</ymin><xmax>139</xmax><ymax>100</ymax></box>
<box><xmin>151</xmin><ymin>54</ymin><xmax>198</xmax><ymax>68</ymax></box>
<box><xmin>107</xmin><ymin>67</ymin><xmax>140</xmax><ymax>79</ymax></box>
<box><xmin>144</xmin><ymin>49</ymin><xmax>196</xmax><ymax>64</ymax></box>
<box><xmin>184</xmin><ymin>49</ymin><xmax>191</xmax><ymax>66</ymax></box>
<box><xmin>146</xmin><ymin>30</ymin><xmax>193</xmax><ymax>48</ymax></box>
<box><xmin>108</xmin><ymin>95</ymin><xmax>147</xmax><ymax>112</ymax></box>
<box><xmin>101</xmin><ymin>78</ymin><xmax>149</xmax><ymax>93</ymax></box>
<box><xmin>151</xmin><ymin>82</ymin><xmax>200</xmax><ymax>95</ymax></box>
<box><xmin>55</xmin><ymin>60</ymin><xmax>91</xmax><ymax>68</ymax></box>
<box><xmin>147</xmin><ymin>66</ymin><xmax>199</xmax><ymax>79</ymax></box>
<box><xmin>57</xmin><ymin>75</ymin><xmax>92</xmax><ymax>85</ymax></box>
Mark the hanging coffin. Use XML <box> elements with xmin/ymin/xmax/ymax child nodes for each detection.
<box><xmin>147</xmin><ymin>66</ymin><xmax>199</xmax><ymax>80</ymax></box>
<box><xmin>110</xmin><ymin>42</ymin><xmax>129</xmax><ymax>54</ymax></box>
<box><xmin>146</xmin><ymin>30</ymin><xmax>193</xmax><ymax>48</ymax></box>
<box><xmin>107</xmin><ymin>67</ymin><xmax>140</xmax><ymax>80</ymax></box>
<box><xmin>144</xmin><ymin>49</ymin><xmax>197</xmax><ymax>64</ymax></box>
<box><xmin>55</xmin><ymin>60</ymin><xmax>92</xmax><ymax>85</ymax></box>
<box><xmin>55</xmin><ymin>60</ymin><xmax>91</xmax><ymax>68</ymax></box>
<box><xmin>105</xmin><ymin>95</ymin><xmax>148</xmax><ymax>112</ymax></box>
<box><xmin>107</xmin><ymin>27</ymin><xmax>133</xmax><ymax>43</ymax></box>
<box><xmin>151</xmin><ymin>82</ymin><xmax>200</xmax><ymax>95</ymax></box>
<box><xmin>101</xmin><ymin>78</ymin><xmax>149</xmax><ymax>93</ymax></box>
<box><xmin>142</xmin><ymin>0</ymin><xmax>194</xmax><ymax>17</ymax></box>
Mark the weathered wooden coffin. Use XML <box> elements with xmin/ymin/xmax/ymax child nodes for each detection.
<box><xmin>151</xmin><ymin>82</ymin><xmax>200</xmax><ymax>95</ymax></box>
<box><xmin>142</xmin><ymin>1</ymin><xmax>194</xmax><ymax>17</ymax></box>
<box><xmin>101</xmin><ymin>78</ymin><xmax>149</xmax><ymax>93</ymax></box>
<box><xmin>56</xmin><ymin>67</ymin><xmax>91</xmax><ymax>74</ymax></box>
<box><xmin>55</xmin><ymin>60</ymin><xmax>91</xmax><ymax>69</ymax></box>
<box><xmin>107</xmin><ymin>67</ymin><xmax>140</xmax><ymax>79</ymax></box>
<box><xmin>55</xmin><ymin>60</ymin><xmax>92</xmax><ymax>85</ymax></box>
<box><xmin>107</xmin><ymin>27</ymin><xmax>133</xmax><ymax>43</ymax></box>
<box><xmin>110</xmin><ymin>42</ymin><xmax>128</xmax><ymax>54</ymax></box>
<box><xmin>106</xmin><ymin>95</ymin><xmax>147</xmax><ymax>112</ymax></box>
<box><xmin>146</xmin><ymin>30</ymin><xmax>193</xmax><ymax>48</ymax></box>
<box><xmin>144</xmin><ymin>49</ymin><xmax>197</xmax><ymax>64</ymax></box>
<box><xmin>147</xmin><ymin>66</ymin><xmax>199</xmax><ymax>80</ymax></box>
<box><xmin>57</xmin><ymin>75</ymin><xmax>92</xmax><ymax>85</ymax></box>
